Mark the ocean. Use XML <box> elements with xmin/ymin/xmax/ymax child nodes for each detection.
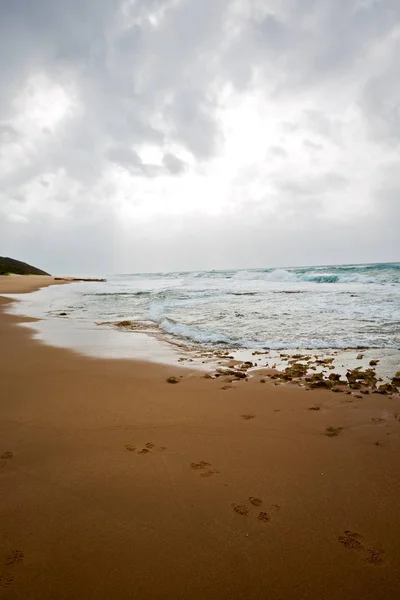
<box><xmin>5</xmin><ymin>262</ymin><xmax>400</xmax><ymax>376</ymax></box>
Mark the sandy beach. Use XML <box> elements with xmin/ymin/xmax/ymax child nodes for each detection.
<box><xmin>1</xmin><ymin>276</ymin><xmax>399</xmax><ymax>599</ymax></box>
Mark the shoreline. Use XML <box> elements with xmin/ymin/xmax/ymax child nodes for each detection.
<box><xmin>1</xmin><ymin>277</ymin><xmax>400</xmax><ymax>598</ymax></box>
<box><xmin>3</xmin><ymin>276</ymin><xmax>399</xmax><ymax>385</ymax></box>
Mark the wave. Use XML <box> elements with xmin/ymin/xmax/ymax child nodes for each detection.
<box><xmin>230</xmin><ymin>264</ymin><xmax>400</xmax><ymax>284</ymax></box>
<box><xmin>146</xmin><ymin>298</ymin><xmax>397</xmax><ymax>349</ymax></box>
<box><xmin>160</xmin><ymin>317</ymin><xmax>235</xmax><ymax>345</ymax></box>
<box><xmin>89</xmin><ymin>291</ymin><xmax>152</xmax><ymax>297</ymax></box>
<box><xmin>299</xmin><ymin>273</ymin><xmax>339</xmax><ymax>283</ymax></box>
<box><xmin>233</xmin><ymin>269</ymin><xmax>296</xmax><ymax>282</ymax></box>
<box><xmin>114</xmin><ymin>262</ymin><xmax>400</xmax><ymax>283</ymax></box>
<box><xmin>232</xmin><ymin>269</ymin><xmax>341</xmax><ymax>283</ymax></box>
<box><xmin>154</xmin><ymin>316</ymin><xmax>396</xmax><ymax>349</ymax></box>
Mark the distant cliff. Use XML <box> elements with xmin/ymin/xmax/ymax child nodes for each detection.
<box><xmin>0</xmin><ymin>257</ymin><xmax>50</xmax><ymax>276</ymax></box>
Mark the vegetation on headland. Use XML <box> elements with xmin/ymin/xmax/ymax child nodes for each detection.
<box><xmin>0</xmin><ymin>257</ymin><xmax>50</xmax><ymax>276</ymax></box>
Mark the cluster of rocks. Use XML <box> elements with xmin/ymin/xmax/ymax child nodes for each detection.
<box><xmin>267</xmin><ymin>363</ymin><xmax>399</xmax><ymax>395</ymax></box>
<box><xmin>204</xmin><ymin>353</ymin><xmax>399</xmax><ymax>396</ymax></box>
<box><xmin>202</xmin><ymin>361</ymin><xmax>257</xmax><ymax>381</ymax></box>
<box><xmin>214</xmin><ymin>361</ymin><xmax>254</xmax><ymax>380</ymax></box>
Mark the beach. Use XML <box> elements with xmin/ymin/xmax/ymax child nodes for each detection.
<box><xmin>1</xmin><ymin>275</ymin><xmax>399</xmax><ymax>599</ymax></box>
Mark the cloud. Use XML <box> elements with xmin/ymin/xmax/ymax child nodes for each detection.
<box><xmin>162</xmin><ymin>152</ymin><xmax>187</xmax><ymax>174</ymax></box>
<box><xmin>0</xmin><ymin>0</ymin><xmax>399</xmax><ymax>272</ymax></box>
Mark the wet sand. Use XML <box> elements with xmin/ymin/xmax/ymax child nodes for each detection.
<box><xmin>1</xmin><ymin>276</ymin><xmax>399</xmax><ymax>599</ymax></box>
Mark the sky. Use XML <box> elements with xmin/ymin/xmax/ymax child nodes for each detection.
<box><xmin>0</xmin><ymin>0</ymin><xmax>399</xmax><ymax>275</ymax></box>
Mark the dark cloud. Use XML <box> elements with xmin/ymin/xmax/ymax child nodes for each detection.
<box><xmin>106</xmin><ymin>145</ymin><xmax>144</xmax><ymax>173</ymax></box>
<box><xmin>0</xmin><ymin>0</ymin><xmax>399</xmax><ymax>271</ymax></box>
<box><xmin>163</xmin><ymin>153</ymin><xmax>187</xmax><ymax>174</ymax></box>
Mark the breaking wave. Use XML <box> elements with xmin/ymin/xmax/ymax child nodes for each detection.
<box><xmin>229</xmin><ymin>263</ymin><xmax>400</xmax><ymax>284</ymax></box>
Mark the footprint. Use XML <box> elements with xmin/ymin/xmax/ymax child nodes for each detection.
<box><xmin>371</xmin><ymin>418</ymin><xmax>384</xmax><ymax>424</ymax></box>
<box><xmin>338</xmin><ymin>530</ymin><xmax>364</xmax><ymax>550</ymax></box>
<box><xmin>325</xmin><ymin>427</ymin><xmax>343</xmax><ymax>437</ymax></box>
<box><xmin>190</xmin><ymin>461</ymin><xmax>211</xmax><ymax>470</ymax></box>
<box><xmin>145</xmin><ymin>443</ymin><xmax>155</xmax><ymax>449</ymax></box>
<box><xmin>157</xmin><ymin>447</ymin><xmax>167</xmax><ymax>452</ymax></box>
<box><xmin>1</xmin><ymin>452</ymin><xmax>13</xmax><ymax>460</ymax></box>
<box><xmin>270</xmin><ymin>504</ymin><xmax>281</xmax><ymax>512</ymax></box>
<box><xmin>0</xmin><ymin>574</ymin><xmax>14</xmax><ymax>587</ymax></box>
<box><xmin>5</xmin><ymin>550</ymin><xmax>24</xmax><ymax>566</ymax></box>
<box><xmin>249</xmin><ymin>496</ymin><xmax>262</xmax><ymax>506</ymax></box>
<box><xmin>200</xmin><ymin>469</ymin><xmax>220</xmax><ymax>478</ymax></box>
<box><xmin>257</xmin><ymin>512</ymin><xmax>270</xmax><ymax>522</ymax></box>
<box><xmin>344</xmin><ymin>530</ymin><xmax>363</xmax><ymax>539</ymax></box>
<box><xmin>366</xmin><ymin>547</ymin><xmax>385</xmax><ymax>565</ymax></box>
<box><xmin>232</xmin><ymin>503</ymin><xmax>249</xmax><ymax>516</ymax></box>
<box><xmin>125</xmin><ymin>445</ymin><xmax>136</xmax><ymax>452</ymax></box>
<box><xmin>138</xmin><ymin>448</ymin><xmax>150</xmax><ymax>455</ymax></box>
<box><xmin>241</xmin><ymin>414</ymin><xmax>255</xmax><ymax>420</ymax></box>
<box><xmin>221</xmin><ymin>385</ymin><xmax>232</xmax><ymax>390</ymax></box>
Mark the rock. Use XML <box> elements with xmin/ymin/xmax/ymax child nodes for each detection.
<box><xmin>204</xmin><ymin>374</ymin><xmax>213</xmax><ymax>379</ymax></box>
<box><xmin>309</xmin><ymin>380</ymin><xmax>332</xmax><ymax>389</ymax></box>
<box><xmin>346</xmin><ymin>368</ymin><xmax>377</xmax><ymax>389</ymax></box>
<box><xmin>232</xmin><ymin>371</ymin><xmax>248</xmax><ymax>379</ymax></box>
<box><xmin>369</xmin><ymin>360</ymin><xmax>379</xmax><ymax>366</ymax></box>
<box><xmin>116</xmin><ymin>320</ymin><xmax>133</xmax><ymax>328</ymax></box>
<box><xmin>376</xmin><ymin>384</ymin><xmax>396</xmax><ymax>395</ymax></box>
<box><xmin>392</xmin><ymin>373</ymin><xmax>400</xmax><ymax>387</ymax></box>
<box><xmin>282</xmin><ymin>363</ymin><xmax>308</xmax><ymax>379</ymax></box>
<box><xmin>59</xmin><ymin>312</ymin><xmax>67</xmax><ymax>316</ymax></box>
<box><xmin>166</xmin><ymin>376</ymin><xmax>180</xmax><ymax>384</ymax></box>
<box><xmin>281</xmin><ymin>374</ymin><xmax>292</xmax><ymax>381</ymax></box>
<box><xmin>356</xmin><ymin>354</ymin><xmax>364</xmax><ymax>360</ymax></box>
<box><xmin>315</xmin><ymin>357</ymin><xmax>334</xmax><ymax>365</ymax></box>
<box><xmin>328</xmin><ymin>373</ymin><xmax>341</xmax><ymax>382</ymax></box>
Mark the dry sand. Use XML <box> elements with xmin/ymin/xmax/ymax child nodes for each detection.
<box><xmin>0</xmin><ymin>275</ymin><xmax>64</xmax><ymax>294</ymax></box>
<box><xmin>0</xmin><ymin>276</ymin><xmax>399</xmax><ymax>599</ymax></box>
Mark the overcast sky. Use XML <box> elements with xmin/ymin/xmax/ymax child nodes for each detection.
<box><xmin>1</xmin><ymin>0</ymin><xmax>399</xmax><ymax>275</ymax></box>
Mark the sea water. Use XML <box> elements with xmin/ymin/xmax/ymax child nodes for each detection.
<box><xmin>5</xmin><ymin>262</ymin><xmax>400</xmax><ymax>373</ymax></box>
